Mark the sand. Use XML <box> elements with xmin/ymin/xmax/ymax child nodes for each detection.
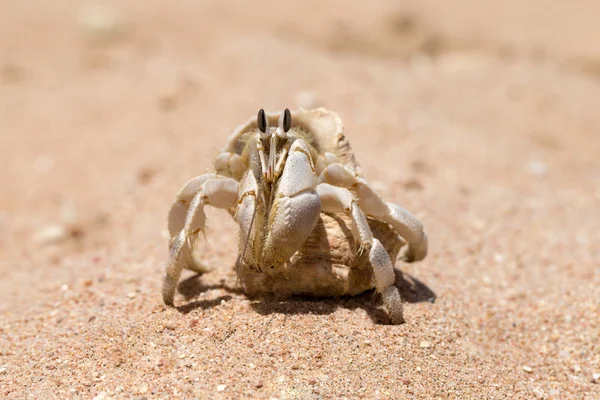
<box><xmin>1</xmin><ymin>1</ymin><xmax>599</xmax><ymax>398</ymax></box>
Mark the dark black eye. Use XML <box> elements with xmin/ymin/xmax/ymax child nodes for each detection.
<box><xmin>257</xmin><ymin>109</ymin><xmax>267</xmax><ymax>133</ymax></box>
<box><xmin>283</xmin><ymin>108</ymin><xmax>292</xmax><ymax>132</ymax></box>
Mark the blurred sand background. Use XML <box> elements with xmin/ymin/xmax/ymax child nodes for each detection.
<box><xmin>1</xmin><ymin>0</ymin><xmax>599</xmax><ymax>398</ymax></box>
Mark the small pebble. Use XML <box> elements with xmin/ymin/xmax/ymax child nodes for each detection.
<box><xmin>164</xmin><ymin>323</ymin><xmax>177</xmax><ymax>330</ymax></box>
<box><xmin>79</xmin><ymin>4</ymin><xmax>127</xmax><ymax>45</ymax></box>
<box><xmin>404</xmin><ymin>178</ymin><xmax>423</xmax><ymax>191</ymax></box>
<box><xmin>33</xmin><ymin>225</ymin><xmax>68</xmax><ymax>245</ymax></box>
<box><xmin>1</xmin><ymin>63</ymin><xmax>28</xmax><ymax>83</ymax></box>
<box><xmin>217</xmin><ymin>384</ymin><xmax>226</xmax><ymax>392</ymax></box>
<box><xmin>92</xmin><ymin>393</ymin><xmax>113</xmax><ymax>400</ymax></box>
<box><xmin>136</xmin><ymin>167</ymin><xmax>156</xmax><ymax>185</ymax></box>
<box><xmin>592</xmin><ymin>372</ymin><xmax>600</xmax><ymax>383</ymax></box>
<box><xmin>59</xmin><ymin>203</ymin><xmax>77</xmax><ymax>225</ymax></box>
<box><xmin>527</xmin><ymin>160</ymin><xmax>547</xmax><ymax>176</ymax></box>
<box><xmin>470</xmin><ymin>218</ymin><xmax>486</xmax><ymax>231</ymax></box>
<box><xmin>522</xmin><ymin>366</ymin><xmax>533</xmax><ymax>373</ymax></box>
<box><xmin>127</xmin><ymin>292</ymin><xmax>137</xmax><ymax>299</ymax></box>
<box><xmin>0</xmin><ymin>367</ymin><xmax>6</xmax><ymax>374</ymax></box>
<box><xmin>420</xmin><ymin>341</ymin><xmax>431</xmax><ymax>348</ymax></box>
<box><xmin>558</xmin><ymin>350</ymin><xmax>570</xmax><ymax>359</ymax></box>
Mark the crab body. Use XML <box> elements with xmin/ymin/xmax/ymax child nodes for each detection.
<box><xmin>163</xmin><ymin>108</ymin><xmax>428</xmax><ymax>323</ymax></box>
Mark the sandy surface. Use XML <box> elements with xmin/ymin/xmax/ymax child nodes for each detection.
<box><xmin>1</xmin><ymin>1</ymin><xmax>599</xmax><ymax>398</ymax></box>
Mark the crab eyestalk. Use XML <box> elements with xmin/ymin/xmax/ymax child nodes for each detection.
<box><xmin>276</xmin><ymin>108</ymin><xmax>291</xmax><ymax>139</ymax></box>
<box><xmin>257</xmin><ymin>108</ymin><xmax>293</xmax><ymax>183</ymax></box>
<box><xmin>257</xmin><ymin>108</ymin><xmax>269</xmax><ymax>139</ymax></box>
<box><xmin>256</xmin><ymin>109</ymin><xmax>270</xmax><ymax>182</ymax></box>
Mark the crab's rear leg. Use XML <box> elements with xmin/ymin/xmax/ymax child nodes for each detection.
<box><xmin>163</xmin><ymin>177</ymin><xmax>239</xmax><ymax>306</ymax></box>
<box><xmin>317</xmin><ymin>183</ymin><xmax>404</xmax><ymax>324</ymax></box>
<box><xmin>320</xmin><ymin>163</ymin><xmax>428</xmax><ymax>262</ymax></box>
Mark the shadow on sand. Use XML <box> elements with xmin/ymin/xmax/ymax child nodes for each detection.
<box><xmin>175</xmin><ymin>269</ymin><xmax>435</xmax><ymax>324</ymax></box>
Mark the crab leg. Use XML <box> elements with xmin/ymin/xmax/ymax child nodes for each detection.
<box><xmin>167</xmin><ymin>173</ymin><xmax>218</xmax><ymax>239</ymax></box>
<box><xmin>214</xmin><ymin>151</ymin><xmax>247</xmax><ymax>180</ymax></box>
<box><xmin>319</xmin><ymin>163</ymin><xmax>427</xmax><ymax>262</ymax></box>
<box><xmin>317</xmin><ymin>183</ymin><xmax>372</xmax><ymax>248</ymax></box>
<box><xmin>317</xmin><ymin>183</ymin><xmax>404</xmax><ymax>324</ymax></box>
<box><xmin>163</xmin><ymin>177</ymin><xmax>239</xmax><ymax>306</ymax></box>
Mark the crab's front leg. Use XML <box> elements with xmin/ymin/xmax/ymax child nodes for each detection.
<box><xmin>215</xmin><ymin>151</ymin><xmax>247</xmax><ymax>181</ymax></box>
<box><xmin>261</xmin><ymin>139</ymin><xmax>321</xmax><ymax>269</ymax></box>
<box><xmin>163</xmin><ymin>176</ymin><xmax>239</xmax><ymax>306</ymax></box>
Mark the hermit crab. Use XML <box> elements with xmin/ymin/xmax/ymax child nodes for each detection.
<box><xmin>163</xmin><ymin>108</ymin><xmax>428</xmax><ymax>323</ymax></box>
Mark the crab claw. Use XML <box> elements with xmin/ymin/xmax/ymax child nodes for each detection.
<box><xmin>262</xmin><ymin>139</ymin><xmax>321</xmax><ymax>269</ymax></box>
<box><xmin>262</xmin><ymin>190</ymin><xmax>321</xmax><ymax>269</ymax></box>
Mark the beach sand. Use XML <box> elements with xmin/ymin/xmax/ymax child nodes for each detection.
<box><xmin>1</xmin><ymin>1</ymin><xmax>599</xmax><ymax>398</ymax></box>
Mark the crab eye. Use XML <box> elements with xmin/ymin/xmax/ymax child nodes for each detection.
<box><xmin>257</xmin><ymin>109</ymin><xmax>267</xmax><ymax>133</ymax></box>
<box><xmin>277</xmin><ymin>108</ymin><xmax>292</xmax><ymax>139</ymax></box>
<box><xmin>283</xmin><ymin>108</ymin><xmax>292</xmax><ymax>132</ymax></box>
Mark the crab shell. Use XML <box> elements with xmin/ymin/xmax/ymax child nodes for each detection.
<box><xmin>237</xmin><ymin>214</ymin><xmax>405</xmax><ymax>298</ymax></box>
